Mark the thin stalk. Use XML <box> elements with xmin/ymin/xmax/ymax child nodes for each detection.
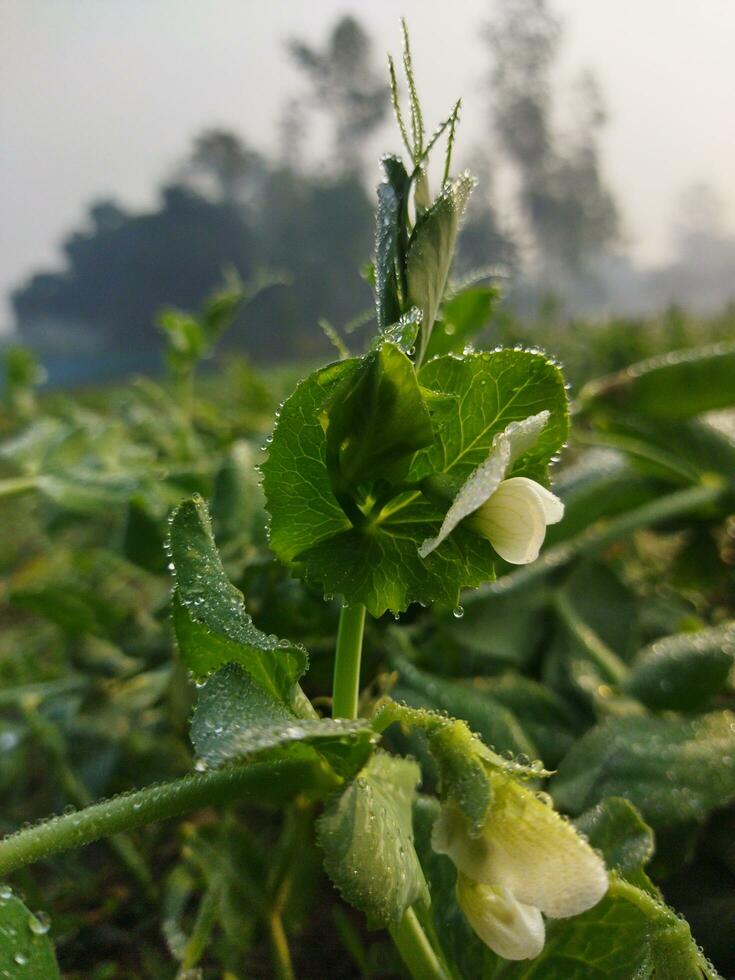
<box><xmin>269</xmin><ymin>911</ymin><xmax>295</xmax><ymax>980</ymax></box>
<box><xmin>0</xmin><ymin>759</ymin><xmax>338</xmax><ymax>877</ymax></box>
<box><xmin>389</xmin><ymin>908</ymin><xmax>450</xmax><ymax>980</ymax></box>
<box><xmin>0</xmin><ymin>475</ymin><xmax>37</xmax><ymax>499</ymax></box>
<box><xmin>181</xmin><ymin>880</ymin><xmax>221</xmax><ymax>970</ymax></box>
<box><xmin>332</xmin><ymin>604</ymin><xmax>367</xmax><ymax>720</ymax></box>
<box><xmin>554</xmin><ymin>592</ymin><xmax>628</xmax><ymax>684</ymax></box>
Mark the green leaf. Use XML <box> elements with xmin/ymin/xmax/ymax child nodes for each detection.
<box><xmin>580</xmin><ymin>341</ymin><xmax>735</xmax><ymax>419</ymax></box>
<box><xmin>624</xmin><ymin>623</ymin><xmax>735</xmax><ymax>711</ymax></box>
<box><xmin>558</xmin><ymin>560</ymin><xmax>639</xmax><ymax>661</ymax></box>
<box><xmin>191</xmin><ymin>664</ymin><xmax>374</xmax><ymax>773</ymax></box>
<box><xmin>574</xmin><ymin>797</ymin><xmax>657</xmax><ymax>893</ymax></box>
<box><xmin>211</xmin><ymin>441</ymin><xmax>265</xmax><ymax>547</ymax></box>
<box><xmin>587</xmin><ymin>414</ymin><xmax>735</xmax><ymax>484</ymax></box>
<box><xmin>407</xmin><ymin>173</ymin><xmax>474</xmax><ymax>357</ymax></box>
<box><xmin>323</xmin><ymin>343</ymin><xmax>434</xmax><ymax>495</ymax></box>
<box><xmin>37</xmin><ymin>471</ymin><xmax>145</xmax><ymax>514</ymax></box>
<box><xmin>470</xmin><ymin>674</ymin><xmax>579</xmax><ymax>768</ymax></box>
<box><xmin>262</xmin><ymin>359</ymin><xmax>355</xmax><ymax>564</ymax></box>
<box><xmin>424</xmin><ymin>285</ymin><xmax>499</xmax><ymax>360</ymax></box>
<box><xmin>545</xmin><ymin>449</ymin><xmax>660</xmax><ymax>546</ymax></box>
<box><xmin>552</xmin><ymin>711</ymin><xmax>735</xmax><ymax>829</ymax></box>
<box><xmin>264</xmin><ymin>349</ymin><xmax>567</xmax><ymax>616</ymax></box>
<box><xmin>317</xmin><ymin>752</ymin><xmax>429</xmax><ymax>924</ymax></box>
<box><xmin>415</xmin><ymin>350</ymin><xmax>569</xmax><ymax>486</ymax></box>
<box><xmin>375</xmin><ymin>155</ymin><xmax>410</xmax><ymax>331</ymax></box>
<box><xmin>497</xmin><ymin>875</ymin><xmax>718</xmax><ymax>979</ymax></box>
<box><xmin>0</xmin><ymin>888</ymin><xmax>60</xmax><ymax>979</ymax></box>
<box><xmin>168</xmin><ymin>496</ymin><xmax>309</xmax><ymax>710</ymax></box>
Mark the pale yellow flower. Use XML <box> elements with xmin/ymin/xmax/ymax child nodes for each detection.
<box><xmin>467</xmin><ymin>476</ymin><xmax>563</xmax><ymax>564</ymax></box>
<box><xmin>432</xmin><ymin>771</ymin><xmax>608</xmax><ymax>960</ymax></box>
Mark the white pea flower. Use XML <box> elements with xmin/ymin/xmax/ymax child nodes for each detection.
<box><xmin>418</xmin><ymin>411</ymin><xmax>564</xmax><ymax>564</ymax></box>
<box><xmin>432</xmin><ymin>771</ymin><xmax>608</xmax><ymax>960</ymax></box>
<box><xmin>455</xmin><ymin>876</ymin><xmax>545</xmax><ymax>960</ymax></box>
<box><xmin>466</xmin><ymin>476</ymin><xmax>564</xmax><ymax>564</ymax></box>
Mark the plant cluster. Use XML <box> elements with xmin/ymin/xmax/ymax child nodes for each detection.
<box><xmin>0</xmin><ymin>25</ymin><xmax>734</xmax><ymax>980</ymax></box>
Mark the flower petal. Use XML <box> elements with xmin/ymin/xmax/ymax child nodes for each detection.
<box><xmin>417</xmin><ymin>411</ymin><xmax>549</xmax><ymax>559</ymax></box>
<box><xmin>432</xmin><ymin>802</ymin><xmax>491</xmax><ymax>868</ymax></box>
<box><xmin>456</xmin><ymin>874</ymin><xmax>545</xmax><ymax>960</ymax></box>
<box><xmin>507</xmin><ymin>476</ymin><xmax>564</xmax><ymax>524</ymax></box>
<box><xmin>469</xmin><ymin>477</ymin><xmax>548</xmax><ymax>564</ymax></box>
<box><xmin>418</xmin><ymin>441</ymin><xmax>510</xmax><ymax>559</ymax></box>
<box><xmin>474</xmin><ymin>775</ymin><xmax>608</xmax><ymax>919</ymax></box>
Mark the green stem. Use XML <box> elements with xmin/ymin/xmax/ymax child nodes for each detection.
<box><xmin>389</xmin><ymin>908</ymin><xmax>450</xmax><ymax>980</ymax></box>
<box><xmin>0</xmin><ymin>475</ymin><xmax>37</xmax><ymax>499</ymax></box>
<box><xmin>331</xmin><ymin>609</ymin><xmax>446</xmax><ymax>979</ymax></box>
<box><xmin>554</xmin><ymin>592</ymin><xmax>628</xmax><ymax>684</ymax></box>
<box><xmin>0</xmin><ymin>759</ymin><xmax>338</xmax><ymax>878</ymax></box>
<box><xmin>332</xmin><ymin>604</ymin><xmax>366</xmax><ymax>720</ymax></box>
<box><xmin>269</xmin><ymin>911</ymin><xmax>296</xmax><ymax>980</ymax></box>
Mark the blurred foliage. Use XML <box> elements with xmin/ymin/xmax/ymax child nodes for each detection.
<box><xmin>2</xmin><ymin>274</ymin><xmax>734</xmax><ymax>975</ymax></box>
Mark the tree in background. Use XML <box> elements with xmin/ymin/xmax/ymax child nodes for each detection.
<box><xmin>181</xmin><ymin>129</ymin><xmax>267</xmax><ymax>208</ymax></box>
<box><xmin>486</xmin><ymin>0</ymin><xmax>618</xmax><ymax>278</ymax></box>
<box><xmin>287</xmin><ymin>16</ymin><xmax>389</xmax><ymax>174</ymax></box>
<box><xmin>650</xmin><ymin>183</ymin><xmax>735</xmax><ymax>314</ymax></box>
<box><xmin>12</xmin><ymin>185</ymin><xmax>255</xmax><ymax>357</ymax></box>
<box><xmin>12</xmin><ymin>142</ymin><xmax>373</xmax><ymax>368</ymax></box>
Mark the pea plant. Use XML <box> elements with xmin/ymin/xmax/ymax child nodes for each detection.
<box><xmin>1</xmin><ymin>25</ymin><xmax>735</xmax><ymax>980</ymax></box>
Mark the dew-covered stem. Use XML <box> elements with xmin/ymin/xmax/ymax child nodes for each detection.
<box><xmin>0</xmin><ymin>759</ymin><xmax>338</xmax><ymax>878</ymax></box>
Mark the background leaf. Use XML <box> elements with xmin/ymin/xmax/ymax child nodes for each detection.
<box><xmin>552</xmin><ymin>712</ymin><xmax>735</xmax><ymax>829</ymax></box>
<box><xmin>580</xmin><ymin>341</ymin><xmax>735</xmax><ymax>419</ymax></box>
<box><xmin>624</xmin><ymin>623</ymin><xmax>735</xmax><ymax>711</ymax></box>
<box><xmin>424</xmin><ymin>284</ymin><xmax>499</xmax><ymax>360</ymax></box>
<box><xmin>575</xmin><ymin>797</ymin><xmax>657</xmax><ymax>893</ymax></box>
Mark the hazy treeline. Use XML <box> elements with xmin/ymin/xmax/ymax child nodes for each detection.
<box><xmin>8</xmin><ymin>1</ymin><xmax>735</xmax><ymax>377</ymax></box>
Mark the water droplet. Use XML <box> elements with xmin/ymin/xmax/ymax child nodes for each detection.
<box><xmin>28</xmin><ymin>911</ymin><xmax>50</xmax><ymax>935</ymax></box>
<box><xmin>452</xmin><ymin>605</ymin><xmax>464</xmax><ymax>619</ymax></box>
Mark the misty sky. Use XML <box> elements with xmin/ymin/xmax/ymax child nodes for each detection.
<box><xmin>2</xmin><ymin>0</ymin><xmax>734</xmax><ymax>332</ymax></box>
